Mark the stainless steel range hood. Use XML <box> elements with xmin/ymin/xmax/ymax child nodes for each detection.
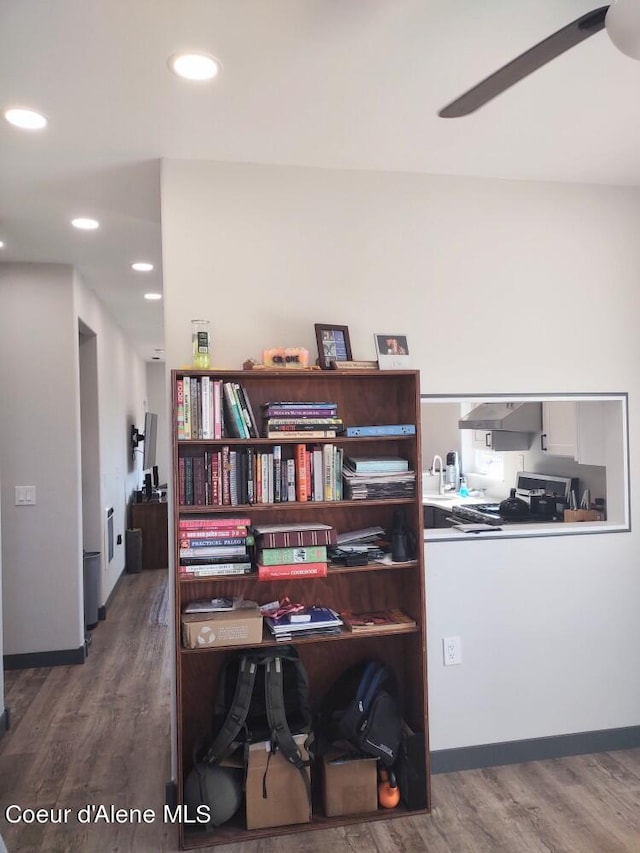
<box><xmin>459</xmin><ymin>402</ymin><xmax>542</xmax><ymax>432</ymax></box>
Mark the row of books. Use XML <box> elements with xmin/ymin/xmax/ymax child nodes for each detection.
<box><xmin>178</xmin><ymin>444</ymin><xmax>345</xmax><ymax>506</ymax></box>
<box><xmin>177</xmin><ymin>377</ymin><xmax>260</xmax><ymax>441</ymax></box>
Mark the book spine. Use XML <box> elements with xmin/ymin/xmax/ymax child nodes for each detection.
<box><xmin>266</xmin><ymin>418</ymin><xmax>343</xmax><ymax>425</ymax></box>
<box><xmin>286</xmin><ymin>458</ymin><xmax>296</xmax><ymax>502</ymax></box>
<box><xmin>179</xmin><ymin>536</ymin><xmax>250</xmax><ymax>548</ymax></box>
<box><xmin>295</xmin><ymin>443</ymin><xmax>308</xmax><ymax>502</ymax></box>
<box><xmin>267</xmin><ymin>430</ymin><xmax>337</xmax><ymax>439</ymax></box>
<box><xmin>221</xmin><ymin>445</ymin><xmax>231</xmax><ymax>505</ymax></box>
<box><xmin>180</xmin><ymin>564</ymin><xmax>252</xmax><ymax>577</ymax></box>
<box><xmin>266</xmin><ymin>422</ymin><xmax>341</xmax><ymax>431</ymax></box>
<box><xmin>273</xmin><ymin>445</ymin><xmax>282</xmax><ymax>503</ymax></box>
<box><xmin>192</xmin><ymin>454</ymin><xmax>206</xmax><ymax>506</ymax></box>
<box><xmin>344</xmin><ymin>424</ymin><xmax>416</xmax><ymax>437</ymax></box>
<box><xmin>179</xmin><ymin>517</ymin><xmax>251</xmax><ymax>529</ymax></box>
<box><xmin>179</xmin><ymin>525</ymin><xmax>249</xmax><ymax>536</ymax></box>
<box><xmin>176</xmin><ymin>379</ymin><xmax>185</xmax><ymax>440</ymax></box>
<box><xmin>184</xmin><ymin>457</ymin><xmax>194</xmax><ymax>505</ymax></box>
<box><xmin>178</xmin><ymin>456</ymin><xmax>186</xmax><ymax>505</ymax></box>
<box><xmin>179</xmin><ymin>545</ymin><xmax>248</xmax><ymax>557</ymax></box>
<box><xmin>257</xmin><ymin>562</ymin><xmax>328</xmax><ymax>580</ymax></box>
<box><xmin>258</xmin><ymin>546</ymin><xmax>327</xmax><ymax>565</ymax></box>
<box><xmin>312</xmin><ymin>447</ymin><xmax>323</xmax><ymax>502</ymax></box>
<box><xmin>256</xmin><ymin>529</ymin><xmax>336</xmax><ymax>548</ymax></box>
<box><xmin>229</xmin><ymin>450</ymin><xmax>238</xmax><ymax>506</ymax></box>
<box><xmin>264</xmin><ymin>408</ymin><xmax>338</xmax><ymax>418</ymax></box>
<box><xmin>323</xmin><ymin>443</ymin><xmax>334</xmax><ymax>501</ymax></box>
<box><xmin>183</xmin><ymin>376</ymin><xmax>192</xmax><ymax>440</ymax></box>
<box><xmin>201</xmin><ymin>376</ymin><xmax>211</xmax><ymax>439</ymax></box>
<box><xmin>213</xmin><ymin>380</ymin><xmax>222</xmax><ymax>439</ymax></box>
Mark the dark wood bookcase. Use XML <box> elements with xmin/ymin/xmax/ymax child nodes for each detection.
<box><xmin>171</xmin><ymin>369</ymin><xmax>430</xmax><ymax>849</ymax></box>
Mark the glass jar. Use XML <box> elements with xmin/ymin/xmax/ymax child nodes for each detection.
<box><xmin>191</xmin><ymin>319</ymin><xmax>211</xmax><ymax>369</ymax></box>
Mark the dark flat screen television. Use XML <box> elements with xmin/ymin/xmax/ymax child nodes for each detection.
<box><xmin>142</xmin><ymin>412</ymin><xmax>158</xmax><ymax>471</ymax></box>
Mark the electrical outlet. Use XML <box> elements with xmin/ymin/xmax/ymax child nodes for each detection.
<box><xmin>443</xmin><ymin>636</ymin><xmax>462</xmax><ymax>666</ymax></box>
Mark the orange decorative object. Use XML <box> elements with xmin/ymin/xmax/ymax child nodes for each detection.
<box><xmin>262</xmin><ymin>347</ymin><xmax>310</xmax><ymax>369</ymax></box>
<box><xmin>377</xmin><ymin>769</ymin><xmax>401</xmax><ymax>809</ymax></box>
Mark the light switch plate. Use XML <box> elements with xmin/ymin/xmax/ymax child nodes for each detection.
<box><xmin>15</xmin><ymin>486</ymin><xmax>36</xmax><ymax>505</ymax></box>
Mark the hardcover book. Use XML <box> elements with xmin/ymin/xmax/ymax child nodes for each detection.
<box><xmin>258</xmin><ymin>545</ymin><xmax>327</xmax><ymax>566</ymax></box>
<box><xmin>257</xmin><ymin>561</ymin><xmax>328</xmax><ymax>580</ymax></box>
<box><xmin>340</xmin><ymin>608</ymin><xmax>417</xmax><ymax>633</ymax></box>
<box><xmin>251</xmin><ymin>522</ymin><xmax>336</xmax><ymax>549</ymax></box>
<box><xmin>344</xmin><ymin>456</ymin><xmax>410</xmax><ymax>473</ymax></box>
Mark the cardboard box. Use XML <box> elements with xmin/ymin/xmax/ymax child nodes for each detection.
<box><xmin>322</xmin><ymin>751</ymin><xmax>378</xmax><ymax>817</ymax></box>
<box><xmin>181</xmin><ymin>606</ymin><xmax>263</xmax><ymax>649</ymax></box>
<box><xmin>246</xmin><ymin>735</ymin><xmax>311</xmax><ymax>829</ymax></box>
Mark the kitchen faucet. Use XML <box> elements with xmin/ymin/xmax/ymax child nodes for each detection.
<box><xmin>431</xmin><ymin>455</ymin><xmax>444</xmax><ymax>495</ymax></box>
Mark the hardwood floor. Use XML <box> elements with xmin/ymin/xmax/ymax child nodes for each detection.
<box><xmin>2</xmin><ymin>570</ymin><xmax>640</xmax><ymax>852</ymax></box>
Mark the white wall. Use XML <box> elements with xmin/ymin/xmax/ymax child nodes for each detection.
<box><xmin>0</xmin><ymin>264</ymin><xmax>84</xmax><ymax>655</ymax></box>
<box><xmin>0</xmin><ymin>263</ymin><xmax>147</xmax><ymax>659</ymax></box>
<box><xmin>73</xmin><ymin>273</ymin><xmax>147</xmax><ymax>604</ymax></box>
<box><xmin>0</xmin><ymin>464</ymin><xmax>4</xmax><ymax>712</ymax></box>
<box><xmin>160</xmin><ymin>160</ymin><xmax>640</xmax><ymax>751</ymax></box>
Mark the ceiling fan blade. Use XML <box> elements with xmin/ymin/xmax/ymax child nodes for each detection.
<box><xmin>439</xmin><ymin>6</ymin><xmax>609</xmax><ymax>118</ymax></box>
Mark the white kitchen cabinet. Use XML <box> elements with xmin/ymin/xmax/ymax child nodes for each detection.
<box><xmin>541</xmin><ymin>401</ymin><xmax>605</xmax><ymax>465</ymax></box>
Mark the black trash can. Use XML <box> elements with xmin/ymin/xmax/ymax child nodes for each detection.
<box><xmin>125</xmin><ymin>528</ymin><xmax>143</xmax><ymax>573</ymax></box>
<box><xmin>83</xmin><ymin>550</ymin><xmax>100</xmax><ymax>630</ymax></box>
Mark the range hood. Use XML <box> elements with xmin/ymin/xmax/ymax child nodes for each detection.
<box><xmin>458</xmin><ymin>402</ymin><xmax>542</xmax><ymax>433</ymax></box>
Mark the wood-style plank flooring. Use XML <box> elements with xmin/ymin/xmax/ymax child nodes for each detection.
<box><xmin>2</xmin><ymin>570</ymin><xmax>640</xmax><ymax>852</ymax></box>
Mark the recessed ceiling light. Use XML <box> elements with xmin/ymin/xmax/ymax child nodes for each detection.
<box><xmin>144</xmin><ymin>292</ymin><xmax>162</xmax><ymax>301</ymax></box>
<box><xmin>0</xmin><ymin>241</ymin><xmax>4</xmax><ymax>249</ymax></box>
<box><xmin>71</xmin><ymin>217</ymin><xmax>99</xmax><ymax>230</ymax></box>
<box><xmin>168</xmin><ymin>52</ymin><xmax>221</xmax><ymax>81</ymax></box>
<box><xmin>132</xmin><ymin>262</ymin><xmax>154</xmax><ymax>272</ymax></box>
<box><xmin>4</xmin><ymin>108</ymin><xmax>47</xmax><ymax>130</ymax></box>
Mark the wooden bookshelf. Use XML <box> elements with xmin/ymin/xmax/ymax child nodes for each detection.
<box><xmin>171</xmin><ymin>369</ymin><xmax>430</xmax><ymax>849</ymax></box>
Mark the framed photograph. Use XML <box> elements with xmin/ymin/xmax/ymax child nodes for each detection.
<box><xmin>314</xmin><ymin>324</ymin><xmax>352</xmax><ymax>370</ymax></box>
<box><xmin>374</xmin><ymin>333</ymin><xmax>412</xmax><ymax>370</ymax></box>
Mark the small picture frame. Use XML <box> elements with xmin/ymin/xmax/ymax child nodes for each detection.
<box><xmin>374</xmin><ymin>334</ymin><xmax>412</xmax><ymax>370</ymax></box>
<box><xmin>314</xmin><ymin>324</ymin><xmax>353</xmax><ymax>370</ymax></box>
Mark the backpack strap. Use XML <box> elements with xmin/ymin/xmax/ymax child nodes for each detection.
<box><xmin>357</xmin><ymin>661</ymin><xmax>387</xmax><ymax>712</ymax></box>
<box><xmin>204</xmin><ymin>655</ymin><xmax>257</xmax><ymax>765</ymax></box>
<box><xmin>264</xmin><ymin>655</ymin><xmax>312</xmax><ymax>816</ymax></box>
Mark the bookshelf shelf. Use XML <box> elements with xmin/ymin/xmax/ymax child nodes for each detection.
<box><xmin>171</xmin><ymin>368</ymin><xmax>430</xmax><ymax>849</ymax></box>
<box><xmin>180</xmin><ymin>623</ymin><xmax>421</xmax><ymax>655</ymax></box>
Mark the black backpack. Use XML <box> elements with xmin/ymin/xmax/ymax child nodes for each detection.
<box><xmin>319</xmin><ymin>660</ymin><xmax>402</xmax><ymax>767</ymax></box>
<box><xmin>201</xmin><ymin>645</ymin><xmax>313</xmax><ymax>810</ymax></box>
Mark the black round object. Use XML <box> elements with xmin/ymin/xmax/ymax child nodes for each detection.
<box><xmin>499</xmin><ymin>488</ymin><xmax>529</xmax><ymax>520</ymax></box>
<box><xmin>183</xmin><ymin>763</ymin><xmax>243</xmax><ymax>827</ymax></box>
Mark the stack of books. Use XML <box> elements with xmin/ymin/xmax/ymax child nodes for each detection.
<box><xmin>252</xmin><ymin>522</ymin><xmax>336</xmax><ymax>579</ymax></box>
<box><xmin>179</xmin><ymin>516</ymin><xmax>254</xmax><ymax>577</ymax></box>
<box><xmin>264</xmin><ymin>606</ymin><xmax>343</xmax><ymax>641</ymax></box>
<box><xmin>262</xmin><ymin>401</ymin><xmax>343</xmax><ymax>439</ymax></box>
<box><xmin>342</xmin><ymin>456</ymin><xmax>416</xmax><ymax>500</ymax></box>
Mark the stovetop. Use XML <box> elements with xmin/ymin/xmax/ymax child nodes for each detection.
<box><xmin>450</xmin><ymin>503</ymin><xmax>557</xmax><ymax>525</ymax></box>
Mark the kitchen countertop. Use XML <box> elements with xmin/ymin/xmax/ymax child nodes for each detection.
<box><xmin>422</xmin><ymin>492</ymin><xmax>621</xmax><ymax>540</ymax></box>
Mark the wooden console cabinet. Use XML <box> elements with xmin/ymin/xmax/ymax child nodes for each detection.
<box><xmin>131</xmin><ymin>500</ymin><xmax>169</xmax><ymax>570</ymax></box>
